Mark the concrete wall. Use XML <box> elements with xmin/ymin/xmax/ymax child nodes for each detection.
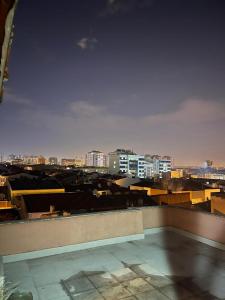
<box><xmin>0</xmin><ymin>207</ymin><xmax>225</xmax><ymax>258</ymax></box>
<box><xmin>173</xmin><ymin>189</ymin><xmax>221</xmax><ymax>204</ymax></box>
<box><xmin>152</xmin><ymin>193</ymin><xmax>190</xmax><ymax>205</ymax></box>
<box><xmin>0</xmin><ymin>209</ymin><xmax>143</xmax><ymax>255</ymax></box>
<box><xmin>168</xmin><ymin>207</ymin><xmax>225</xmax><ymax>244</ymax></box>
<box><xmin>0</xmin><ymin>255</ymin><xmax>3</xmax><ymax>299</ymax></box>
<box><xmin>141</xmin><ymin>207</ymin><xmax>169</xmax><ymax>229</ymax></box>
<box><xmin>211</xmin><ymin>196</ymin><xmax>225</xmax><ymax>215</ymax></box>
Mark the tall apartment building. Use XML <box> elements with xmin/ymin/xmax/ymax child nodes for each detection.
<box><xmin>158</xmin><ymin>156</ymin><xmax>172</xmax><ymax>176</ymax></box>
<box><xmin>85</xmin><ymin>150</ymin><xmax>107</xmax><ymax>167</ymax></box>
<box><xmin>109</xmin><ymin>150</ymin><xmax>172</xmax><ymax>179</ymax></box>
<box><xmin>145</xmin><ymin>155</ymin><xmax>172</xmax><ymax>178</ymax></box>
<box><xmin>108</xmin><ymin>149</ymin><xmax>145</xmax><ymax>178</ymax></box>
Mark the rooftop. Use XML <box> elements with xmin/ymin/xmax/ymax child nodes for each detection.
<box><xmin>4</xmin><ymin>230</ymin><xmax>225</xmax><ymax>300</ymax></box>
<box><xmin>131</xmin><ymin>180</ymin><xmax>163</xmax><ymax>189</ymax></box>
<box><xmin>169</xmin><ymin>179</ymin><xmax>220</xmax><ymax>191</ymax></box>
<box><xmin>9</xmin><ymin>177</ymin><xmax>64</xmax><ymax>191</ymax></box>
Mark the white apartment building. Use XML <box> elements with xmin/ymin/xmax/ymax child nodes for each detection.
<box><xmin>86</xmin><ymin>150</ymin><xmax>107</xmax><ymax>167</ymax></box>
<box><xmin>144</xmin><ymin>155</ymin><xmax>171</xmax><ymax>178</ymax></box>
<box><xmin>108</xmin><ymin>149</ymin><xmax>145</xmax><ymax>178</ymax></box>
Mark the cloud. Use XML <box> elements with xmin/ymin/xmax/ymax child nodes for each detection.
<box><xmin>77</xmin><ymin>37</ymin><xmax>98</xmax><ymax>50</ymax></box>
<box><xmin>70</xmin><ymin>101</ymin><xmax>105</xmax><ymax>117</ymax></box>
<box><xmin>4</xmin><ymin>89</ymin><xmax>33</xmax><ymax>106</ymax></box>
<box><xmin>143</xmin><ymin>99</ymin><xmax>225</xmax><ymax>125</ymax></box>
<box><xmin>101</xmin><ymin>0</ymin><xmax>155</xmax><ymax>16</ymax></box>
<box><xmin>3</xmin><ymin>98</ymin><xmax>225</xmax><ymax>165</ymax></box>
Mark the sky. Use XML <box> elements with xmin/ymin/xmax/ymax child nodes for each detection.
<box><xmin>1</xmin><ymin>0</ymin><xmax>225</xmax><ymax>166</ymax></box>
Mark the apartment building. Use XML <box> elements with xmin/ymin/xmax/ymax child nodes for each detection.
<box><xmin>108</xmin><ymin>149</ymin><xmax>145</xmax><ymax>178</ymax></box>
<box><xmin>86</xmin><ymin>150</ymin><xmax>107</xmax><ymax>167</ymax></box>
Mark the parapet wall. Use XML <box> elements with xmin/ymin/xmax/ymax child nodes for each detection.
<box><xmin>0</xmin><ymin>209</ymin><xmax>143</xmax><ymax>256</ymax></box>
<box><xmin>0</xmin><ymin>207</ymin><xmax>224</xmax><ymax>259</ymax></box>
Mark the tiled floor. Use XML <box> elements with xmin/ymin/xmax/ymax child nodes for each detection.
<box><xmin>4</xmin><ymin>231</ymin><xmax>225</xmax><ymax>300</ymax></box>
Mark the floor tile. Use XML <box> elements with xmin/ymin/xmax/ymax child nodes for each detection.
<box><xmin>111</xmin><ymin>268</ymin><xmax>138</xmax><ymax>282</ymax></box>
<box><xmin>144</xmin><ymin>275</ymin><xmax>173</xmax><ymax>288</ymax></box>
<box><xmin>37</xmin><ymin>283</ymin><xmax>69</xmax><ymax>300</ymax></box>
<box><xmin>131</xmin><ymin>263</ymin><xmax>164</xmax><ymax>277</ymax></box>
<box><xmin>71</xmin><ymin>289</ymin><xmax>104</xmax><ymax>300</ymax></box>
<box><xmin>98</xmin><ymin>284</ymin><xmax>132</xmax><ymax>299</ymax></box>
<box><xmin>122</xmin><ymin>277</ymin><xmax>154</xmax><ymax>295</ymax></box>
<box><xmin>62</xmin><ymin>275</ymin><xmax>95</xmax><ymax>295</ymax></box>
<box><xmin>88</xmin><ymin>272</ymin><xmax>119</xmax><ymax>288</ymax></box>
<box><xmin>3</xmin><ymin>231</ymin><xmax>225</xmax><ymax>300</ymax></box>
<box><xmin>136</xmin><ymin>289</ymin><xmax>170</xmax><ymax>300</ymax></box>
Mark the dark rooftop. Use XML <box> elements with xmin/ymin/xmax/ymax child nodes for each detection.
<box><xmin>21</xmin><ymin>192</ymin><xmax>128</xmax><ymax>214</ymax></box>
<box><xmin>169</xmin><ymin>179</ymin><xmax>221</xmax><ymax>192</ymax></box>
<box><xmin>131</xmin><ymin>180</ymin><xmax>163</xmax><ymax>189</ymax></box>
<box><xmin>9</xmin><ymin>177</ymin><xmax>64</xmax><ymax>190</ymax></box>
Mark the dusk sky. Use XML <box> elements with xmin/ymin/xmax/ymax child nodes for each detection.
<box><xmin>1</xmin><ymin>0</ymin><xmax>225</xmax><ymax>165</ymax></box>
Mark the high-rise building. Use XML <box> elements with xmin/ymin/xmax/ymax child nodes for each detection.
<box><xmin>108</xmin><ymin>149</ymin><xmax>145</xmax><ymax>178</ymax></box>
<box><xmin>85</xmin><ymin>150</ymin><xmax>107</xmax><ymax>167</ymax></box>
<box><xmin>48</xmin><ymin>157</ymin><xmax>58</xmax><ymax>165</ymax></box>
<box><xmin>158</xmin><ymin>156</ymin><xmax>172</xmax><ymax>176</ymax></box>
<box><xmin>144</xmin><ymin>155</ymin><xmax>172</xmax><ymax>178</ymax></box>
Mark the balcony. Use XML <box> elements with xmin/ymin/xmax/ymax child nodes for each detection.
<box><xmin>0</xmin><ymin>207</ymin><xmax>225</xmax><ymax>299</ymax></box>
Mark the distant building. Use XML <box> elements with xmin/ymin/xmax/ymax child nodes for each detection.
<box><xmin>61</xmin><ymin>158</ymin><xmax>76</xmax><ymax>167</ymax></box>
<box><xmin>48</xmin><ymin>157</ymin><xmax>58</xmax><ymax>165</ymax></box>
<box><xmin>8</xmin><ymin>153</ymin><xmax>22</xmax><ymax>162</ymax></box>
<box><xmin>37</xmin><ymin>156</ymin><xmax>46</xmax><ymax>165</ymax></box>
<box><xmin>74</xmin><ymin>155</ymin><xmax>85</xmax><ymax>167</ymax></box>
<box><xmin>145</xmin><ymin>155</ymin><xmax>172</xmax><ymax>178</ymax></box>
<box><xmin>157</xmin><ymin>156</ymin><xmax>172</xmax><ymax>177</ymax></box>
<box><xmin>203</xmin><ymin>160</ymin><xmax>213</xmax><ymax>169</ymax></box>
<box><xmin>171</xmin><ymin>169</ymin><xmax>184</xmax><ymax>179</ymax></box>
<box><xmin>23</xmin><ymin>155</ymin><xmax>46</xmax><ymax>165</ymax></box>
<box><xmin>144</xmin><ymin>161</ymin><xmax>155</xmax><ymax>178</ymax></box>
<box><xmin>191</xmin><ymin>173</ymin><xmax>225</xmax><ymax>180</ymax></box>
<box><xmin>86</xmin><ymin>150</ymin><xmax>107</xmax><ymax>167</ymax></box>
<box><xmin>108</xmin><ymin>149</ymin><xmax>145</xmax><ymax>178</ymax></box>
<box><xmin>109</xmin><ymin>150</ymin><xmax>172</xmax><ymax>179</ymax></box>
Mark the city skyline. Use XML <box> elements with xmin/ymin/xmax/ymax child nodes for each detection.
<box><xmin>1</xmin><ymin>0</ymin><xmax>225</xmax><ymax>166</ymax></box>
<box><xmin>1</xmin><ymin>150</ymin><xmax>223</xmax><ymax>168</ymax></box>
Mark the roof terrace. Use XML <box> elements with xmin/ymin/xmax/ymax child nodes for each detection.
<box><xmin>0</xmin><ymin>207</ymin><xmax>225</xmax><ymax>299</ymax></box>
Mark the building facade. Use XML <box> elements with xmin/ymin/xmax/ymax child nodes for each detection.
<box><xmin>109</xmin><ymin>150</ymin><xmax>172</xmax><ymax>179</ymax></box>
<box><xmin>23</xmin><ymin>155</ymin><xmax>46</xmax><ymax>165</ymax></box>
<box><xmin>61</xmin><ymin>158</ymin><xmax>76</xmax><ymax>167</ymax></box>
<box><xmin>48</xmin><ymin>157</ymin><xmax>58</xmax><ymax>165</ymax></box>
<box><xmin>86</xmin><ymin>151</ymin><xmax>107</xmax><ymax>167</ymax></box>
<box><xmin>108</xmin><ymin>149</ymin><xmax>145</xmax><ymax>178</ymax></box>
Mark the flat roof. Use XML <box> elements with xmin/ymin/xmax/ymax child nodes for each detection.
<box><xmin>4</xmin><ymin>230</ymin><xmax>225</xmax><ymax>299</ymax></box>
